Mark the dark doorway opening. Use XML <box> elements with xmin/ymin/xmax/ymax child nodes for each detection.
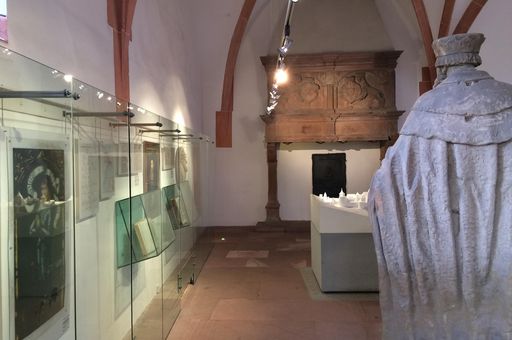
<box><xmin>312</xmin><ymin>153</ymin><xmax>346</xmax><ymax>197</ymax></box>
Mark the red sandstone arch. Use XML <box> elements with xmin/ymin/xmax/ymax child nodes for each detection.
<box><xmin>216</xmin><ymin>0</ymin><xmax>257</xmax><ymax>148</ymax></box>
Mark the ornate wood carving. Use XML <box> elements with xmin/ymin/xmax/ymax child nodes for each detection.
<box><xmin>260</xmin><ymin>51</ymin><xmax>403</xmax><ymax>143</ymax></box>
<box><xmin>259</xmin><ymin>52</ymin><xmax>402</xmax><ymax>226</ymax></box>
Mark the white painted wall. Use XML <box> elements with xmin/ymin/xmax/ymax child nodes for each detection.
<box><xmin>0</xmin><ymin>1</ymin><xmax>207</xmax><ymax>340</ymax></box>
<box><xmin>278</xmin><ymin>142</ymin><xmax>381</xmax><ymax>220</ymax></box>
<box><xmin>374</xmin><ymin>0</ymin><xmax>423</xmax><ymax>127</ymax></box>
<box><xmin>470</xmin><ymin>0</ymin><xmax>512</xmax><ymax>84</ymax></box>
<box><xmin>1</xmin><ymin>0</ymin><xmax>512</xmax><ymax>331</ymax></box>
<box><xmin>129</xmin><ymin>0</ymin><xmax>203</xmax><ymax>130</ymax></box>
<box><xmin>5</xmin><ymin>0</ymin><xmax>114</xmax><ymax>94</ymax></box>
<box><xmin>196</xmin><ymin>0</ymin><xmax>512</xmax><ymax>226</ymax></box>
<box><xmin>375</xmin><ymin>0</ymin><xmax>512</xmax><ymax>127</ymax></box>
<box><xmin>195</xmin><ymin>0</ymin><xmax>394</xmax><ymax>226</ymax></box>
<box><xmin>191</xmin><ymin>0</ymin><xmax>281</xmax><ymax>226</ymax></box>
<box><xmin>274</xmin><ymin>0</ymin><xmax>393</xmax><ymax>53</ymax></box>
<box><xmin>3</xmin><ymin>0</ymin><xmax>203</xmax><ymax>131</ymax></box>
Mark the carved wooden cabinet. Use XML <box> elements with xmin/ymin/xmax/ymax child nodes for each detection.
<box><xmin>258</xmin><ymin>51</ymin><xmax>402</xmax><ymax>226</ymax></box>
<box><xmin>260</xmin><ymin>51</ymin><xmax>403</xmax><ymax>143</ymax></box>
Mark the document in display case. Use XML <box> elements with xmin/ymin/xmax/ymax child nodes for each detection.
<box><xmin>75</xmin><ymin>140</ymin><xmax>100</xmax><ymax>221</ymax></box>
<box><xmin>99</xmin><ymin>142</ymin><xmax>116</xmax><ymax>200</ymax></box>
<box><xmin>161</xmin><ymin>144</ymin><xmax>176</xmax><ymax>171</ymax></box>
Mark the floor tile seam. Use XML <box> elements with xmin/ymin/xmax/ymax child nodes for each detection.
<box><xmin>208</xmin><ymin>299</ymin><xmax>370</xmax><ymax>322</ymax></box>
<box><xmin>208</xmin><ymin>315</ymin><xmax>367</xmax><ymax>323</ymax></box>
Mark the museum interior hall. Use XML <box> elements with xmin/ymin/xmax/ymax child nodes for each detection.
<box><xmin>0</xmin><ymin>0</ymin><xmax>511</xmax><ymax>339</ymax></box>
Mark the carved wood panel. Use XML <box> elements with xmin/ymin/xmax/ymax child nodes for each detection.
<box><xmin>336</xmin><ymin>70</ymin><xmax>395</xmax><ymax>113</ymax></box>
<box><xmin>277</xmin><ymin>73</ymin><xmax>330</xmax><ymax>112</ymax></box>
<box><xmin>260</xmin><ymin>51</ymin><xmax>403</xmax><ymax>143</ymax></box>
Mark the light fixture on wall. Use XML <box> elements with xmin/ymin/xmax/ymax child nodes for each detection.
<box><xmin>265</xmin><ymin>0</ymin><xmax>300</xmax><ymax>115</ymax></box>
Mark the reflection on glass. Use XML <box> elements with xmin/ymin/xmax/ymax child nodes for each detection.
<box><xmin>0</xmin><ymin>46</ymin><xmax>214</xmax><ymax>340</ymax></box>
<box><xmin>13</xmin><ymin>148</ymin><xmax>66</xmax><ymax>339</ymax></box>
<box><xmin>116</xmin><ymin>190</ymin><xmax>177</xmax><ymax>268</ymax></box>
<box><xmin>0</xmin><ymin>0</ymin><xmax>7</xmax><ymax>42</ymax></box>
<box><xmin>116</xmin><ymin>196</ymin><xmax>156</xmax><ymax>267</ymax></box>
<box><xmin>162</xmin><ymin>184</ymin><xmax>189</xmax><ymax>229</ymax></box>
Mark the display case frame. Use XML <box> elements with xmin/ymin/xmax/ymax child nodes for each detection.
<box><xmin>0</xmin><ymin>45</ymin><xmax>213</xmax><ymax>340</ymax></box>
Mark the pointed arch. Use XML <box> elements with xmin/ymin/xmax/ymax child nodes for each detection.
<box><xmin>216</xmin><ymin>0</ymin><xmax>257</xmax><ymax>148</ymax></box>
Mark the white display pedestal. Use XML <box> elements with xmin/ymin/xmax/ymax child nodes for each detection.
<box><xmin>310</xmin><ymin>195</ymin><xmax>378</xmax><ymax>292</ymax></box>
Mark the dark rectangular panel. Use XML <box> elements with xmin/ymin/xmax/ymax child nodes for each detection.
<box><xmin>312</xmin><ymin>153</ymin><xmax>346</xmax><ymax>197</ymax></box>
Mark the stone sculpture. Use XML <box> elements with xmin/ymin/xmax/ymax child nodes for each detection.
<box><xmin>369</xmin><ymin>33</ymin><xmax>512</xmax><ymax>338</ymax></box>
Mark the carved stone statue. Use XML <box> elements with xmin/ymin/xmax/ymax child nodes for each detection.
<box><xmin>369</xmin><ymin>33</ymin><xmax>512</xmax><ymax>338</ymax></box>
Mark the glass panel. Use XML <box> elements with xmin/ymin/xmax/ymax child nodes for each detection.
<box><xmin>129</xmin><ymin>105</ymin><xmax>164</xmax><ymax>340</ymax></box>
<box><xmin>0</xmin><ymin>1</ymin><xmax>7</xmax><ymax>42</ymax></box>
<box><xmin>116</xmin><ymin>195</ymin><xmax>158</xmax><ymax>265</ymax></box>
<box><xmin>70</xmin><ymin>79</ymin><xmax>134</xmax><ymax>340</ymax></box>
<box><xmin>162</xmin><ymin>184</ymin><xmax>187</xmax><ymax>229</ymax></box>
<box><xmin>159</xmin><ymin>116</ymin><xmax>181</xmax><ymax>337</ymax></box>
<box><xmin>0</xmin><ymin>50</ymin><xmax>74</xmax><ymax>340</ymax></box>
<box><xmin>0</xmin><ymin>46</ymin><xmax>213</xmax><ymax>340</ymax></box>
<box><xmin>175</xmin><ymin>128</ymin><xmax>214</xmax><ymax>297</ymax></box>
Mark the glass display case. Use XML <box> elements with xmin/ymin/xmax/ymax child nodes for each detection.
<box><xmin>0</xmin><ymin>47</ymin><xmax>213</xmax><ymax>340</ymax></box>
<box><xmin>0</xmin><ymin>47</ymin><xmax>76</xmax><ymax>340</ymax></box>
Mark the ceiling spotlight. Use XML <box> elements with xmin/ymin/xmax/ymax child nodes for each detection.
<box><xmin>137</xmin><ymin>107</ymin><xmax>146</xmax><ymax>114</ymax></box>
<box><xmin>78</xmin><ymin>84</ymin><xmax>85</xmax><ymax>90</ymax></box>
<box><xmin>107</xmin><ymin>96</ymin><xmax>112</xmax><ymax>101</ymax></box>
<box><xmin>292</xmin><ymin>0</ymin><xmax>299</xmax><ymax>2</ymax></box>
<box><xmin>270</xmin><ymin>90</ymin><xmax>280</xmax><ymax>100</ymax></box>
<box><xmin>279</xmin><ymin>36</ymin><xmax>293</xmax><ymax>55</ymax></box>
<box><xmin>96</xmin><ymin>91</ymin><xmax>104</xmax><ymax>99</ymax></box>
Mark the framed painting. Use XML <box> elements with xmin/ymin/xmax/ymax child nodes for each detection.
<box><xmin>143</xmin><ymin>142</ymin><xmax>160</xmax><ymax>193</ymax></box>
<box><xmin>99</xmin><ymin>142</ymin><xmax>115</xmax><ymax>200</ymax></box>
<box><xmin>176</xmin><ymin>146</ymin><xmax>188</xmax><ymax>183</ymax></box>
<box><xmin>117</xmin><ymin>143</ymin><xmax>129</xmax><ymax>176</ymax></box>
<box><xmin>131</xmin><ymin>142</ymin><xmax>143</xmax><ymax>174</ymax></box>
<box><xmin>9</xmin><ymin>129</ymin><xmax>71</xmax><ymax>340</ymax></box>
<box><xmin>118</xmin><ymin>142</ymin><xmax>143</xmax><ymax>176</ymax></box>
<box><xmin>74</xmin><ymin>140</ymin><xmax>100</xmax><ymax>221</ymax></box>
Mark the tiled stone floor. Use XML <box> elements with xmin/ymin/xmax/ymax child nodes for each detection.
<box><xmin>167</xmin><ymin>227</ymin><xmax>382</xmax><ymax>339</ymax></box>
